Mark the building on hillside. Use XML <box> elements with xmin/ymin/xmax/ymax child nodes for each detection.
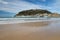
<box><xmin>52</xmin><ymin>13</ymin><xmax>60</xmax><ymax>17</ymax></box>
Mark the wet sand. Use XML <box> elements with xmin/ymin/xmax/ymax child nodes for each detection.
<box><xmin>0</xmin><ymin>21</ymin><xmax>60</xmax><ymax>40</ymax></box>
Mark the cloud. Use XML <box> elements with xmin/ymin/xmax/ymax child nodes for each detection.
<box><xmin>46</xmin><ymin>0</ymin><xmax>60</xmax><ymax>13</ymax></box>
<box><xmin>0</xmin><ymin>0</ymin><xmax>8</xmax><ymax>4</ymax></box>
<box><xmin>0</xmin><ymin>0</ymin><xmax>44</xmax><ymax>13</ymax></box>
<box><xmin>0</xmin><ymin>0</ymin><xmax>60</xmax><ymax>13</ymax></box>
<box><xmin>53</xmin><ymin>0</ymin><xmax>60</xmax><ymax>8</ymax></box>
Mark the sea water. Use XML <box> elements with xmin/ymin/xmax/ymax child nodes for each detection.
<box><xmin>0</xmin><ymin>18</ymin><xmax>60</xmax><ymax>24</ymax></box>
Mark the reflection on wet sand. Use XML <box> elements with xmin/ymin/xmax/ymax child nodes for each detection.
<box><xmin>0</xmin><ymin>21</ymin><xmax>60</xmax><ymax>40</ymax></box>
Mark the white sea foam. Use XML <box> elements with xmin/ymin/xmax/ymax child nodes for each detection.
<box><xmin>0</xmin><ymin>18</ymin><xmax>60</xmax><ymax>24</ymax></box>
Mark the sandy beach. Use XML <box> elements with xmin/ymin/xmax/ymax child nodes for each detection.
<box><xmin>0</xmin><ymin>20</ymin><xmax>60</xmax><ymax>40</ymax></box>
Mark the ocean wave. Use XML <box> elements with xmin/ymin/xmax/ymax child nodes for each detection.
<box><xmin>0</xmin><ymin>18</ymin><xmax>60</xmax><ymax>24</ymax></box>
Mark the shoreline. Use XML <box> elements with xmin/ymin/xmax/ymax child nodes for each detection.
<box><xmin>0</xmin><ymin>18</ymin><xmax>60</xmax><ymax>24</ymax></box>
<box><xmin>0</xmin><ymin>21</ymin><xmax>51</xmax><ymax>27</ymax></box>
<box><xmin>0</xmin><ymin>20</ymin><xmax>60</xmax><ymax>40</ymax></box>
<box><xmin>0</xmin><ymin>19</ymin><xmax>55</xmax><ymax>24</ymax></box>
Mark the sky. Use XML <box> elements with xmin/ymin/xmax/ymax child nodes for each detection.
<box><xmin>0</xmin><ymin>0</ymin><xmax>60</xmax><ymax>14</ymax></box>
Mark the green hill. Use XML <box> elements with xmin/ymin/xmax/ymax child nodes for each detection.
<box><xmin>15</xmin><ymin>9</ymin><xmax>60</xmax><ymax>18</ymax></box>
<box><xmin>16</xmin><ymin>9</ymin><xmax>52</xmax><ymax>16</ymax></box>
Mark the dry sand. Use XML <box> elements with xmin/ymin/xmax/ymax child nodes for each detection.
<box><xmin>0</xmin><ymin>21</ymin><xmax>60</xmax><ymax>40</ymax></box>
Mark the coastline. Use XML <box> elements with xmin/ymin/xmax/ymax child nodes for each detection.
<box><xmin>0</xmin><ymin>20</ymin><xmax>50</xmax><ymax>24</ymax></box>
<box><xmin>0</xmin><ymin>20</ymin><xmax>60</xmax><ymax>40</ymax></box>
<box><xmin>0</xmin><ymin>18</ymin><xmax>59</xmax><ymax>24</ymax></box>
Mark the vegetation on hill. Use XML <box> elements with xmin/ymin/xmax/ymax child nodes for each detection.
<box><xmin>15</xmin><ymin>9</ymin><xmax>60</xmax><ymax>18</ymax></box>
<box><xmin>16</xmin><ymin>9</ymin><xmax>52</xmax><ymax>16</ymax></box>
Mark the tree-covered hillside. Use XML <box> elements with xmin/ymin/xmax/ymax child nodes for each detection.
<box><xmin>15</xmin><ymin>9</ymin><xmax>60</xmax><ymax>18</ymax></box>
<box><xmin>16</xmin><ymin>9</ymin><xmax>52</xmax><ymax>16</ymax></box>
